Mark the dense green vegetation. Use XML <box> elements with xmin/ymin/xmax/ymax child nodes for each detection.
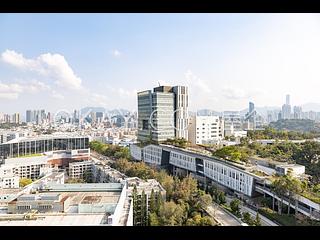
<box><xmin>248</xmin><ymin>126</ymin><xmax>320</xmax><ymax>140</ymax></box>
<box><xmin>162</xmin><ymin>138</ymin><xmax>189</xmax><ymax>148</ymax></box>
<box><xmin>19</xmin><ymin>178</ymin><xmax>33</xmax><ymax>187</ymax></box>
<box><xmin>213</xmin><ymin>137</ymin><xmax>320</xmax><ymax>185</ymax></box>
<box><xmin>112</xmin><ymin>157</ymin><xmax>215</xmax><ymax>225</ymax></box>
<box><xmin>89</xmin><ymin>141</ymin><xmax>130</xmax><ymax>159</ymax></box>
<box><xmin>212</xmin><ymin>145</ymin><xmax>252</xmax><ymax>164</ymax></box>
<box><xmin>269</xmin><ymin>119</ymin><xmax>320</xmax><ymax>134</ymax></box>
<box><xmin>259</xmin><ymin>207</ymin><xmax>320</xmax><ymax>226</ymax></box>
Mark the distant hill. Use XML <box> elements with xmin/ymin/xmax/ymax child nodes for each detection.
<box><xmin>269</xmin><ymin>119</ymin><xmax>320</xmax><ymax>133</ymax></box>
<box><xmin>196</xmin><ymin>109</ymin><xmax>221</xmax><ymax>116</ymax></box>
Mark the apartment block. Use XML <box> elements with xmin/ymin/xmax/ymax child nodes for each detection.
<box><xmin>188</xmin><ymin>116</ymin><xmax>224</xmax><ymax>145</ymax></box>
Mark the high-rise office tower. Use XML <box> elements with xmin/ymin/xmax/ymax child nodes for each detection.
<box><xmin>26</xmin><ymin>110</ymin><xmax>32</xmax><ymax>123</ymax></box>
<box><xmin>286</xmin><ymin>94</ymin><xmax>290</xmax><ymax>105</ymax></box>
<box><xmin>245</xmin><ymin>101</ymin><xmax>256</xmax><ymax>130</ymax></box>
<box><xmin>137</xmin><ymin>85</ymin><xmax>188</xmax><ymax>143</ymax></box>
<box><xmin>293</xmin><ymin>106</ymin><xmax>302</xmax><ymax>119</ymax></box>
<box><xmin>281</xmin><ymin>94</ymin><xmax>291</xmax><ymax>119</ymax></box>
<box><xmin>12</xmin><ymin>113</ymin><xmax>20</xmax><ymax>124</ymax></box>
<box><xmin>249</xmin><ymin>102</ymin><xmax>255</xmax><ymax>113</ymax></box>
<box><xmin>172</xmin><ymin>86</ymin><xmax>188</xmax><ymax>139</ymax></box>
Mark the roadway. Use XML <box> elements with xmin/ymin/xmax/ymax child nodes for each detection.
<box><xmin>224</xmin><ymin>195</ymin><xmax>279</xmax><ymax>226</ymax></box>
<box><xmin>206</xmin><ymin>203</ymin><xmax>242</xmax><ymax>226</ymax></box>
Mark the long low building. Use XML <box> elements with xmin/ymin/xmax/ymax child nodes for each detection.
<box><xmin>130</xmin><ymin>144</ymin><xmax>258</xmax><ymax>197</ymax></box>
<box><xmin>130</xmin><ymin>143</ymin><xmax>320</xmax><ymax>220</ymax></box>
<box><xmin>0</xmin><ymin>135</ymin><xmax>89</xmax><ymax>159</ymax></box>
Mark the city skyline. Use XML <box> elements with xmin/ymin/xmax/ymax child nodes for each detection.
<box><xmin>1</xmin><ymin>14</ymin><xmax>320</xmax><ymax>113</ymax></box>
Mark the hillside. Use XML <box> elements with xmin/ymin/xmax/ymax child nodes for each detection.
<box><xmin>269</xmin><ymin>119</ymin><xmax>320</xmax><ymax>133</ymax></box>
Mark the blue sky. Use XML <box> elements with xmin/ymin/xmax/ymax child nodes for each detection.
<box><xmin>1</xmin><ymin>13</ymin><xmax>320</xmax><ymax>114</ymax></box>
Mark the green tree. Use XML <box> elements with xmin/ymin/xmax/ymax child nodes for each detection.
<box><xmin>19</xmin><ymin>178</ymin><xmax>33</xmax><ymax>187</ymax></box>
<box><xmin>242</xmin><ymin>212</ymin><xmax>254</xmax><ymax>225</ymax></box>
<box><xmin>149</xmin><ymin>189</ymin><xmax>156</xmax><ymax>213</ymax></box>
<box><xmin>173</xmin><ymin>175</ymin><xmax>198</xmax><ymax>203</ymax></box>
<box><xmin>140</xmin><ymin>190</ymin><xmax>147</xmax><ymax>226</ymax></box>
<box><xmin>230</xmin><ymin>199</ymin><xmax>241</xmax><ymax>216</ymax></box>
<box><xmin>158</xmin><ymin>201</ymin><xmax>185</xmax><ymax>226</ymax></box>
<box><xmin>149</xmin><ymin>212</ymin><xmax>160</xmax><ymax>226</ymax></box>
<box><xmin>254</xmin><ymin>213</ymin><xmax>261</xmax><ymax>226</ymax></box>
<box><xmin>155</xmin><ymin>170</ymin><xmax>175</xmax><ymax>200</ymax></box>
<box><xmin>218</xmin><ymin>191</ymin><xmax>226</xmax><ymax>204</ymax></box>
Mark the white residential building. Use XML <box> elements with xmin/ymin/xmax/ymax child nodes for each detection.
<box><xmin>68</xmin><ymin>161</ymin><xmax>94</xmax><ymax>179</ymax></box>
<box><xmin>0</xmin><ymin>176</ymin><xmax>19</xmax><ymax>188</ymax></box>
<box><xmin>0</xmin><ymin>156</ymin><xmax>49</xmax><ymax>180</ymax></box>
<box><xmin>188</xmin><ymin>116</ymin><xmax>224</xmax><ymax>145</ymax></box>
<box><xmin>223</xmin><ymin>111</ymin><xmax>242</xmax><ymax>137</ymax></box>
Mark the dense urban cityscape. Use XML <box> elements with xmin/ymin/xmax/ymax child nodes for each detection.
<box><xmin>1</xmin><ymin>86</ymin><xmax>320</xmax><ymax>226</ymax></box>
<box><xmin>1</xmin><ymin>14</ymin><xmax>320</xmax><ymax>227</ymax></box>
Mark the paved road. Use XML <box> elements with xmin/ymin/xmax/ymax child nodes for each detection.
<box><xmin>224</xmin><ymin>195</ymin><xmax>278</xmax><ymax>226</ymax></box>
<box><xmin>207</xmin><ymin>203</ymin><xmax>242</xmax><ymax>226</ymax></box>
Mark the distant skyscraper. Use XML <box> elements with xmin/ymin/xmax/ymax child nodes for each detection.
<box><xmin>26</xmin><ymin>110</ymin><xmax>32</xmax><ymax>123</ymax></box>
<box><xmin>286</xmin><ymin>94</ymin><xmax>290</xmax><ymax>105</ymax></box>
<box><xmin>12</xmin><ymin>113</ymin><xmax>20</xmax><ymax>124</ymax></box>
<box><xmin>281</xmin><ymin>94</ymin><xmax>291</xmax><ymax>119</ymax></box>
<box><xmin>249</xmin><ymin>102</ymin><xmax>254</xmax><ymax>113</ymax></box>
<box><xmin>293</xmin><ymin>106</ymin><xmax>302</xmax><ymax>119</ymax></box>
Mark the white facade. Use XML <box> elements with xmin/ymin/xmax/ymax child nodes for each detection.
<box><xmin>0</xmin><ymin>156</ymin><xmax>48</xmax><ymax>180</ymax></box>
<box><xmin>0</xmin><ymin>176</ymin><xmax>19</xmax><ymax>188</ymax></box>
<box><xmin>223</xmin><ymin>111</ymin><xmax>242</xmax><ymax>137</ymax></box>
<box><xmin>203</xmin><ymin>159</ymin><xmax>254</xmax><ymax>196</ymax></box>
<box><xmin>129</xmin><ymin>144</ymin><xmax>142</xmax><ymax>161</ymax></box>
<box><xmin>169</xmin><ymin>150</ymin><xmax>196</xmax><ymax>172</ymax></box>
<box><xmin>69</xmin><ymin>161</ymin><xmax>94</xmax><ymax>179</ymax></box>
<box><xmin>188</xmin><ymin>116</ymin><xmax>223</xmax><ymax>145</ymax></box>
<box><xmin>143</xmin><ymin>145</ymin><xmax>162</xmax><ymax>165</ymax></box>
<box><xmin>172</xmin><ymin>86</ymin><xmax>189</xmax><ymax>140</ymax></box>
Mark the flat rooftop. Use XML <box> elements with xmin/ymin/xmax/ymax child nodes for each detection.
<box><xmin>0</xmin><ymin>213</ymin><xmax>106</xmax><ymax>226</ymax></box>
<box><xmin>3</xmin><ymin>156</ymin><xmax>47</xmax><ymax>166</ymax></box>
<box><xmin>2</xmin><ymin>134</ymin><xmax>88</xmax><ymax>144</ymax></box>
<box><xmin>0</xmin><ymin>188</ymin><xmax>21</xmax><ymax>195</ymax></box>
<box><xmin>46</xmin><ymin>183</ymin><xmax>123</xmax><ymax>192</ymax></box>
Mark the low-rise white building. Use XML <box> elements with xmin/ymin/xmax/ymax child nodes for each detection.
<box><xmin>0</xmin><ymin>176</ymin><xmax>19</xmax><ymax>188</ymax></box>
<box><xmin>68</xmin><ymin>161</ymin><xmax>94</xmax><ymax>179</ymax></box>
<box><xmin>188</xmin><ymin>116</ymin><xmax>224</xmax><ymax>145</ymax></box>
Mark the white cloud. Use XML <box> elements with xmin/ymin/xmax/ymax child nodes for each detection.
<box><xmin>184</xmin><ymin>70</ymin><xmax>212</xmax><ymax>94</ymax></box>
<box><xmin>1</xmin><ymin>50</ymin><xmax>82</xmax><ymax>90</ymax></box>
<box><xmin>90</xmin><ymin>93</ymin><xmax>108</xmax><ymax>106</ymax></box>
<box><xmin>0</xmin><ymin>93</ymin><xmax>19</xmax><ymax>100</ymax></box>
<box><xmin>111</xmin><ymin>49</ymin><xmax>122</xmax><ymax>58</ymax></box>
<box><xmin>51</xmin><ymin>90</ymin><xmax>65</xmax><ymax>100</ymax></box>
<box><xmin>0</xmin><ymin>80</ymin><xmax>52</xmax><ymax>100</ymax></box>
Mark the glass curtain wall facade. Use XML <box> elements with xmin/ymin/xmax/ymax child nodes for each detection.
<box><xmin>0</xmin><ymin>137</ymin><xmax>89</xmax><ymax>159</ymax></box>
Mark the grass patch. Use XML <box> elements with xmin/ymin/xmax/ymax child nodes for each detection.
<box><xmin>13</xmin><ymin>153</ymin><xmax>43</xmax><ymax>158</ymax></box>
<box><xmin>258</xmin><ymin>207</ymin><xmax>320</xmax><ymax>226</ymax></box>
<box><xmin>301</xmin><ymin>191</ymin><xmax>320</xmax><ymax>204</ymax></box>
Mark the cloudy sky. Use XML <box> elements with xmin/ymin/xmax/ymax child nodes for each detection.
<box><xmin>1</xmin><ymin>13</ymin><xmax>320</xmax><ymax>114</ymax></box>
